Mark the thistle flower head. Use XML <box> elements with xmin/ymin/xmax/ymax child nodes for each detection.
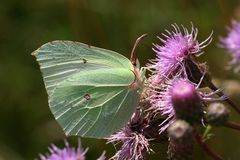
<box><xmin>148</xmin><ymin>78</ymin><xmax>226</xmax><ymax>133</ymax></box>
<box><xmin>148</xmin><ymin>23</ymin><xmax>212</xmax><ymax>83</ymax></box>
<box><xmin>107</xmin><ymin>112</ymin><xmax>151</xmax><ymax>160</ymax></box>
<box><xmin>149</xmin><ymin>78</ymin><xmax>199</xmax><ymax>132</ymax></box>
<box><xmin>220</xmin><ymin>20</ymin><xmax>240</xmax><ymax>72</ymax></box>
<box><xmin>171</xmin><ymin>79</ymin><xmax>204</xmax><ymax>123</ymax></box>
<box><xmin>171</xmin><ymin>80</ymin><xmax>199</xmax><ymax>104</ymax></box>
<box><xmin>39</xmin><ymin>140</ymin><xmax>87</xmax><ymax>160</ymax></box>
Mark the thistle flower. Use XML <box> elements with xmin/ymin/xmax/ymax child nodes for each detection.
<box><xmin>107</xmin><ymin>112</ymin><xmax>151</xmax><ymax>160</ymax></box>
<box><xmin>220</xmin><ymin>20</ymin><xmax>240</xmax><ymax>72</ymax></box>
<box><xmin>39</xmin><ymin>140</ymin><xmax>105</xmax><ymax>160</ymax></box>
<box><xmin>148</xmin><ymin>23</ymin><xmax>212</xmax><ymax>84</ymax></box>
<box><xmin>148</xmin><ymin>78</ymin><xmax>226</xmax><ymax>133</ymax></box>
<box><xmin>171</xmin><ymin>79</ymin><xmax>203</xmax><ymax>123</ymax></box>
<box><xmin>39</xmin><ymin>140</ymin><xmax>87</xmax><ymax>160</ymax></box>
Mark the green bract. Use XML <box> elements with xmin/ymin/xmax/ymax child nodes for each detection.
<box><xmin>32</xmin><ymin>41</ymin><xmax>145</xmax><ymax>138</ymax></box>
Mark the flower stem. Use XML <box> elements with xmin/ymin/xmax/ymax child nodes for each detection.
<box><xmin>208</xmin><ymin>82</ymin><xmax>240</xmax><ymax>114</ymax></box>
<box><xmin>195</xmin><ymin>130</ymin><xmax>224</xmax><ymax>160</ymax></box>
<box><xmin>224</xmin><ymin>121</ymin><xmax>240</xmax><ymax>131</ymax></box>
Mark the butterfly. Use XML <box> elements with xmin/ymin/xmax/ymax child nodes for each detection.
<box><xmin>32</xmin><ymin>34</ymin><xmax>146</xmax><ymax>138</ymax></box>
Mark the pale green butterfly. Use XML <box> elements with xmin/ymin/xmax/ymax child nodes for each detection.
<box><xmin>32</xmin><ymin>34</ymin><xmax>147</xmax><ymax>138</ymax></box>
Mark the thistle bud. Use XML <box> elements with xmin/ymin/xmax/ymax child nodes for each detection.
<box><xmin>167</xmin><ymin>120</ymin><xmax>194</xmax><ymax>160</ymax></box>
<box><xmin>171</xmin><ymin>80</ymin><xmax>203</xmax><ymax>124</ymax></box>
<box><xmin>168</xmin><ymin>120</ymin><xmax>194</xmax><ymax>144</ymax></box>
<box><xmin>205</xmin><ymin>103</ymin><xmax>229</xmax><ymax>126</ymax></box>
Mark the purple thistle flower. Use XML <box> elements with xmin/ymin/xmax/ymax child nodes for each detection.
<box><xmin>39</xmin><ymin>140</ymin><xmax>87</xmax><ymax>160</ymax></box>
<box><xmin>148</xmin><ymin>78</ymin><xmax>226</xmax><ymax>133</ymax></box>
<box><xmin>148</xmin><ymin>23</ymin><xmax>212</xmax><ymax>84</ymax></box>
<box><xmin>107</xmin><ymin>112</ymin><xmax>152</xmax><ymax>160</ymax></box>
<box><xmin>220</xmin><ymin>20</ymin><xmax>240</xmax><ymax>72</ymax></box>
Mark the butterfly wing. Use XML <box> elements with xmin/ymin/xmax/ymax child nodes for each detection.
<box><xmin>32</xmin><ymin>41</ymin><xmax>143</xmax><ymax>138</ymax></box>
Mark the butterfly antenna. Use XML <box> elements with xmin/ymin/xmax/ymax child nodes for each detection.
<box><xmin>130</xmin><ymin>34</ymin><xmax>148</xmax><ymax>66</ymax></box>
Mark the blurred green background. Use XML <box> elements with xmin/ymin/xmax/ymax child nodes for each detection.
<box><xmin>1</xmin><ymin>0</ymin><xmax>240</xmax><ymax>159</ymax></box>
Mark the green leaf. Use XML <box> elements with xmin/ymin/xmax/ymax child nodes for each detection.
<box><xmin>203</xmin><ymin>125</ymin><xmax>214</xmax><ymax>141</ymax></box>
<box><xmin>32</xmin><ymin>41</ymin><xmax>144</xmax><ymax>138</ymax></box>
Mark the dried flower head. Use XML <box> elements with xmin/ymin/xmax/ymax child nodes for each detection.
<box><xmin>220</xmin><ymin>20</ymin><xmax>240</xmax><ymax>72</ymax></box>
<box><xmin>107</xmin><ymin>112</ymin><xmax>151</xmax><ymax>160</ymax></box>
<box><xmin>148</xmin><ymin>23</ymin><xmax>212</xmax><ymax>84</ymax></box>
<box><xmin>39</xmin><ymin>140</ymin><xmax>87</xmax><ymax>160</ymax></box>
